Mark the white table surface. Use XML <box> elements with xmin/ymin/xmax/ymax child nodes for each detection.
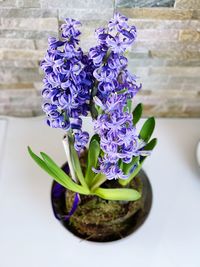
<box><xmin>0</xmin><ymin>116</ymin><xmax>200</xmax><ymax>267</ymax></box>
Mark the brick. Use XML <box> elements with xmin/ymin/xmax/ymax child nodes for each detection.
<box><xmin>149</xmin><ymin>50</ymin><xmax>200</xmax><ymax>60</ymax></box>
<box><xmin>137</xmin><ymin>29</ymin><xmax>179</xmax><ymax>41</ymax></box>
<box><xmin>128</xmin><ymin>58</ymin><xmax>165</xmax><ymax>67</ymax></box>
<box><xmin>34</xmin><ymin>39</ymin><xmax>48</xmax><ymax>50</ymax></box>
<box><xmin>128</xmin><ymin>66</ymin><xmax>149</xmax><ymax>77</ymax></box>
<box><xmin>0</xmin><ymin>83</ymin><xmax>34</xmax><ymax>90</ymax></box>
<box><xmin>135</xmin><ymin>91</ymin><xmax>200</xmax><ymax>117</ymax></box>
<box><xmin>33</xmin><ymin>82</ymin><xmax>43</xmax><ymax>91</ymax></box>
<box><xmin>41</xmin><ymin>0</ymin><xmax>113</xmax><ymax>9</ymax></box>
<box><xmin>129</xmin><ymin>19</ymin><xmax>200</xmax><ymax>30</ymax></box>
<box><xmin>149</xmin><ymin>67</ymin><xmax>200</xmax><ymax>77</ymax></box>
<box><xmin>129</xmin><ymin>50</ymin><xmax>150</xmax><ymax>58</ymax></box>
<box><xmin>116</xmin><ymin>0</ymin><xmax>175</xmax><ymax>7</ymax></box>
<box><xmin>0</xmin><ymin>8</ymin><xmax>58</xmax><ymax>18</ymax></box>
<box><xmin>117</xmin><ymin>8</ymin><xmax>193</xmax><ymax>20</ymax></box>
<box><xmin>192</xmin><ymin>10</ymin><xmax>200</xmax><ymax>20</ymax></box>
<box><xmin>0</xmin><ymin>67</ymin><xmax>41</xmax><ymax>83</ymax></box>
<box><xmin>179</xmin><ymin>30</ymin><xmax>200</xmax><ymax>42</ymax></box>
<box><xmin>0</xmin><ymin>39</ymin><xmax>35</xmax><ymax>49</ymax></box>
<box><xmin>184</xmin><ymin>105</ymin><xmax>200</xmax><ymax>117</ymax></box>
<box><xmin>0</xmin><ymin>89</ymin><xmax>37</xmax><ymax>98</ymax></box>
<box><xmin>169</xmin><ymin>77</ymin><xmax>200</xmax><ymax>85</ymax></box>
<box><xmin>0</xmin><ymin>90</ymin><xmax>39</xmax><ymax>118</ymax></box>
<box><xmin>165</xmin><ymin>59</ymin><xmax>200</xmax><ymax>67</ymax></box>
<box><xmin>0</xmin><ymin>0</ymin><xmax>17</xmax><ymax>7</ymax></box>
<box><xmin>16</xmin><ymin>0</ymin><xmax>40</xmax><ymax>7</ymax></box>
<box><xmin>59</xmin><ymin>8</ymin><xmax>114</xmax><ymax>21</ymax></box>
<box><xmin>133</xmin><ymin>41</ymin><xmax>200</xmax><ymax>53</ymax></box>
<box><xmin>0</xmin><ymin>18</ymin><xmax>58</xmax><ymax>32</ymax></box>
<box><xmin>0</xmin><ymin>30</ymin><xmax>57</xmax><ymax>39</ymax></box>
<box><xmin>0</xmin><ymin>60</ymin><xmax>39</xmax><ymax>68</ymax></box>
<box><xmin>0</xmin><ymin>49</ymin><xmax>44</xmax><ymax>60</ymax></box>
<box><xmin>175</xmin><ymin>0</ymin><xmax>200</xmax><ymax>9</ymax></box>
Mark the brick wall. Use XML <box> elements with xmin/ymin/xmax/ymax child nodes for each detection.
<box><xmin>0</xmin><ymin>0</ymin><xmax>199</xmax><ymax>117</ymax></box>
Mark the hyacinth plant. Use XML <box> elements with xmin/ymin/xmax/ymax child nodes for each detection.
<box><xmin>28</xmin><ymin>13</ymin><xmax>157</xmax><ymax>204</ymax></box>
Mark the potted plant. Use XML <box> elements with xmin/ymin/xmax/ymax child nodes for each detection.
<box><xmin>28</xmin><ymin>13</ymin><xmax>157</xmax><ymax>242</ymax></box>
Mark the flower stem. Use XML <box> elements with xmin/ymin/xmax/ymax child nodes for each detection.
<box><xmin>62</xmin><ymin>134</ymin><xmax>77</xmax><ymax>183</ymax></box>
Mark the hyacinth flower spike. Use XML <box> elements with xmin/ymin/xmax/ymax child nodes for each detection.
<box><xmin>28</xmin><ymin>13</ymin><xmax>157</xmax><ymax>204</ymax></box>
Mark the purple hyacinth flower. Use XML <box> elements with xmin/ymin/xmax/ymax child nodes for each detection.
<box><xmin>108</xmin><ymin>12</ymin><xmax>128</xmax><ymax>32</ymax></box>
<box><xmin>93</xmin><ymin>157</ymin><xmax>128</xmax><ymax>180</ymax></box>
<box><xmin>60</xmin><ymin>18</ymin><xmax>81</xmax><ymax>39</ymax></box>
<box><xmin>89</xmin><ymin>46</ymin><xmax>106</xmax><ymax>67</ymax></box>
<box><xmin>106</xmin><ymin>35</ymin><xmax>128</xmax><ymax>54</ymax></box>
<box><xmin>48</xmin><ymin>37</ymin><xmax>64</xmax><ymax>49</ymax></box>
<box><xmin>40</xmin><ymin>17</ymin><xmax>93</xmax><ymax>151</ymax></box>
<box><xmin>74</xmin><ymin>131</ymin><xmax>89</xmax><ymax>152</ymax></box>
<box><xmin>95</xmin><ymin>27</ymin><xmax>108</xmax><ymax>45</ymax></box>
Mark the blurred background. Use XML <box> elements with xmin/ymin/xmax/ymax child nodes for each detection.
<box><xmin>0</xmin><ymin>0</ymin><xmax>199</xmax><ymax>118</ymax></box>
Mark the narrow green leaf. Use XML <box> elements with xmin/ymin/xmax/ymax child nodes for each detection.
<box><xmin>143</xmin><ymin>138</ymin><xmax>157</xmax><ymax>151</ymax></box>
<box><xmin>119</xmin><ymin>138</ymin><xmax>157</xmax><ymax>186</ymax></box>
<box><xmin>127</xmin><ymin>99</ymin><xmax>132</xmax><ymax>113</ymax></box>
<box><xmin>85</xmin><ymin>139</ymin><xmax>100</xmax><ymax>185</ymax></box>
<box><xmin>28</xmin><ymin>147</ymin><xmax>89</xmax><ymax>195</ymax></box>
<box><xmin>68</xmin><ymin>137</ymin><xmax>88</xmax><ymax>189</ymax></box>
<box><xmin>140</xmin><ymin>138</ymin><xmax>157</xmax><ymax>164</ymax></box>
<box><xmin>117</xmin><ymin>88</ymin><xmax>127</xmax><ymax>95</ymax></box>
<box><xmin>124</xmin><ymin>99</ymin><xmax>132</xmax><ymax>113</ymax></box>
<box><xmin>40</xmin><ymin>151</ymin><xmax>89</xmax><ymax>194</ymax></box>
<box><xmin>119</xmin><ymin>139</ymin><xmax>157</xmax><ymax>186</ymax></box>
<box><xmin>90</xmin><ymin>104</ymin><xmax>98</xmax><ymax>119</ymax></box>
<box><xmin>90</xmin><ymin>134</ymin><xmax>100</xmax><ymax>144</ymax></box>
<box><xmin>133</xmin><ymin>103</ymin><xmax>143</xmax><ymax>125</ymax></box>
<box><xmin>119</xmin><ymin>163</ymin><xmax>142</xmax><ymax>187</ymax></box>
<box><xmin>90</xmin><ymin>173</ymin><xmax>107</xmax><ymax>191</ymax></box>
<box><xmin>28</xmin><ymin>147</ymin><xmax>58</xmax><ymax>179</ymax></box>
<box><xmin>139</xmin><ymin>117</ymin><xmax>155</xmax><ymax>142</ymax></box>
<box><xmin>123</xmin><ymin>156</ymin><xmax>140</xmax><ymax>175</ymax></box>
<box><xmin>94</xmin><ymin>187</ymin><xmax>141</xmax><ymax>201</ymax></box>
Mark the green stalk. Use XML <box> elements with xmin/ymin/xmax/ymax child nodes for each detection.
<box><xmin>62</xmin><ymin>134</ymin><xmax>77</xmax><ymax>183</ymax></box>
<box><xmin>68</xmin><ymin>136</ymin><xmax>89</xmax><ymax>189</ymax></box>
<box><xmin>90</xmin><ymin>173</ymin><xmax>107</xmax><ymax>192</ymax></box>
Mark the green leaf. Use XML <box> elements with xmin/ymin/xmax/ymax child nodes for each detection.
<box><xmin>90</xmin><ymin>104</ymin><xmax>98</xmax><ymax>119</ymax></box>
<box><xmin>119</xmin><ymin>139</ymin><xmax>157</xmax><ymax>186</ymax></box>
<box><xmin>143</xmin><ymin>138</ymin><xmax>157</xmax><ymax>151</ymax></box>
<box><xmin>28</xmin><ymin>146</ymin><xmax>58</xmax><ymax>179</ymax></box>
<box><xmin>124</xmin><ymin>99</ymin><xmax>132</xmax><ymax>113</ymax></box>
<box><xmin>90</xmin><ymin>134</ymin><xmax>100</xmax><ymax>144</ymax></box>
<box><xmin>117</xmin><ymin>88</ymin><xmax>127</xmax><ymax>95</ymax></box>
<box><xmin>94</xmin><ymin>187</ymin><xmax>141</xmax><ymax>201</ymax></box>
<box><xmin>90</xmin><ymin>173</ymin><xmax>107</xmax><ymax>191</ymax></box>
<box><xmin>140</xmin><ymin>117</ymin><xmax>155</xmax><ymax>142</ymax></box>
<box><xmin>68</xmin><ymin>137</ymin><xmax>88</xmax><ymax>189</ymax></box>
<box><xmin>127</xmin><ymin>99</ymin><xmax>132</xmax><ymax>113</ymax></box>
<box><xmin>85</xmin><ymin>139</ymin><xmax>100</xmax><ymax>185</ymax></box>
<box><xmin>123</xmin><ymin>156</ymin><xmax>140</xmax><ymax>175</ymax></box>
<box><xmin>119</xmin><ymin>163</ymin><xmax>142</xmax><ymax>187</ymax></box>
<box><xmin>28</xmin><ymin>147</ymin><xmax>89</xmax><ymax>195</ymax></box>
<box><xmin>133</xmin><ymin>103</ymin><xmax>143</xmax><ymax>125</ymax></box>
<box><xmin>140</xmin><ymin>138</ymin><xmax>157</xmax><ymax>164</ymax></box>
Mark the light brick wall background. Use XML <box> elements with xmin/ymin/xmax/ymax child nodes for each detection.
<box><xmin>0</xmin><ymin>0</ymin><xmax>199</xmax><ymax>117</ymax></box>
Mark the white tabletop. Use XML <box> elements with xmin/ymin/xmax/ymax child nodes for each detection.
<box><xmin>0</xmin><ymin>116</ymin><xmax>200</xmax><ymax>267</ymax></box>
